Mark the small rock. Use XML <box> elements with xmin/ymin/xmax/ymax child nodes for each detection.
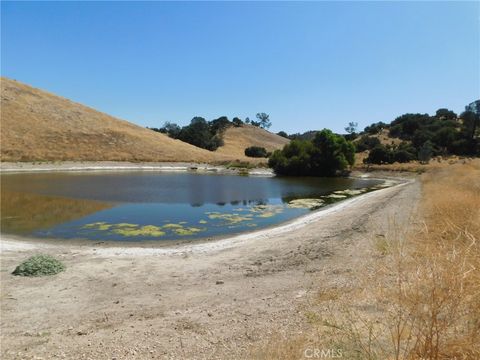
<box><xmin>215</xmin><ymin>280</ymin><xmax>224</xmax><ymax>285</ymax></box>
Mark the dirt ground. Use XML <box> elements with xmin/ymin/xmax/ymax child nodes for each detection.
<box><xmin>0</xmin><ymin>177</ymin><xmax>420</xmax><ymax>360</ymax></box>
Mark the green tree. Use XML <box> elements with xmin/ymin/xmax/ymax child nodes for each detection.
<box><xmin>210</xmin><ymin>116</ymin><xmax>231</xmax><ymax>134</ymax></box>
<box><xmin>364</xmin><ymin>145</ymin><xmax>392</xmax><ymax>164</ymax></box>
<box><xmin>433</xmin><ymin>127</ymin><xmax>457</xmax><ymax>153</ymax></box>
<box><xmin>355</xmin><ymin>135</ymin><xmax>381</xmax><ymax>152</ymax></box>
<box><xmin>232</xmin><ymin>117</ymin><xmax>243</xmax><ymax>127</ymax></box>
<box><xmin>344</xmin><ymin>122</ymin><xmax>358</xmax><ymax>135</ymax></box>
<box><xmin>364</xmin><ymin>122</ymin><xmax>386</xmax><ymax>135</ymax></box>
<box><xmin>161</xmin><ymin>121</ymin><xmax>181</xmax><ymax>138</ymax></box>
<box><xmin>269</xmin><ymin>129</ymin><xmax>355</xmax><ymax>177</ymax></box>
<box><xmin>418</xmin><ymin>141</ymin><xmax>434</xmax><ymax>164</ymax></box>
<box><xmin>460</xmin><ymin>111</ymin><xmax>479</xmax><ymax>141</ymax></box>
<box><xmin>393</xmin><ymin>149</ymin><xmax>415</xmax><ymax>163</ymax></box>
<box><xmin>177</xmin><ymin>117</ymin><xmax>212</xmax><ymax>149</ymax></box>
<box><xmin>435</xmin><ymin>108</ymin><xmax>457</xmax><ymax>120</ymax></box>
<box><xmin>256</xmin><ymin>113</ymin><xmax>272</xmax><ymax>129</ymax></box>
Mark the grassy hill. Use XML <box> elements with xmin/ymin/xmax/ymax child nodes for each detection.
<box><xmin>1</xmin><ymin>77</ymin><xmax>232</xmax><ymax>162</ymax></box>
<box><xmin>215</xmin><ymin>124</ymin><xmax>289</xmax><ymax>158</ymax></box>
<box><xmin>1</xmin><ymin>78</ymin><xmax>288</xmax><ymax>163</ymax></box>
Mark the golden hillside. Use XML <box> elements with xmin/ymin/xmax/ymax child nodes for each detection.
<box><xmin>0</xmin><ymin>78</ymin><xmax>234</xmax><ymax>163</ymax></box>
<box><xmin>215</xmin><ymin>124</ymin><xmax>289</xmax><ymax>158</ymax></box>
<box><xmin>0</xmin><ymin>78</ymin><xmax>289</xmax><ymax>163</ymax></box>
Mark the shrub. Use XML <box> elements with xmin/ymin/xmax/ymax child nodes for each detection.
<box><xmin>355</xmin><ymin>135</ymin><xmax>381</xmax><ymax>152</ymax></box>
<box><xmin>393</xmin><ymin>149</ymin><xmax>415</xmax><ymax>163</ymax></box>
<box><xmin>364</xmin><ymin>121</ymin><xmax>386</xmax><ymax>135</ymax></box>
<box><xmin>364</xmin><ymin>145</ymin><xmax>393</xmax><ymax>164</ymax></box>
<box><xmin>232</xmin><ymin>117</ymin><xmax>243</xmax><ymax>127</ymax></box>
<box><xmin>12</xmin><ymin>254</ymin><xmax>65</xmax><ymax>277</ymax></box>
<box><xmin>418</xmin><ymin>140</ymin><xmax>434</xmax><ymax>164</ymax></box>
<box><xmin>206</xmin><ymin>135</ymin><xmax>224</xmax><ymax>151</ymax></box>
<box><xmin>268</xmin><ymin>129</ymin><xmax>355</xmax><ymax>176</ymax></box>
<box><xmin>245</xmin><ymin>146</ymin><xmax>268</xmax><ymax>158</ymax></box>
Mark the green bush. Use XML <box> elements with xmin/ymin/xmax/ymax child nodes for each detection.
<box><xmin>364</xmin><ymin>141</ymin><xmax>418</xmax><ymax>164</ymax></box>
<box><xmin>245</xmin><ymin>146</ymin><xmax>268</xmax><ymax>158</ymax></box>
<box><xmin>355</xmin><ymin>135</ymin><xmax>381</xmax><ymax>152</ymax></box>
<box><xmin>364</xmin><ymin>145</ymin><xmax>393</xmax><ymax>164</ymax></box>
<box><xmin>12</xmin><ymin>254</ymin><xmax>65</xmax><ymax>277</ymax></box>
<box><xmin>268</xmin><ymin>129</ymin><xmax>355</xmax><ymax>177</ymax></box>
<box><xmin>364</xmin><ymin>121</ymin><xmax>386</xmax><ymax>135</ymax></box>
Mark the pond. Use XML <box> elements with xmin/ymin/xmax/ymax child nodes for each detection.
<box><xmin>0</xmin><ymin>171</ymin><xmax>387</xmax><ymax>242</ymax></box>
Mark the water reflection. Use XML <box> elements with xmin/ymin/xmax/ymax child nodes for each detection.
<box><xmin>1</xmin><ymin>190</ymin><xmax>112</xmax><ymax>234</ymax></box>
<box><xmin>1</xmin><ymin>172</ymin><xmax>379</xmax><ymax>206</ymax></box>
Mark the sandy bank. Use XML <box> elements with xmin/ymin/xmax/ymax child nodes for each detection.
<box><xmin>0</xmin><ymin>161</ymin><xmax>273</xmax><ymax>176</ymax></box>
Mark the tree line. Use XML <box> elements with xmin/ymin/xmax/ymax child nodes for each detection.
<box><xmin>360</xmin><ymin>101</ymin><xmax>479</xmax><ymax>164</ymax></box>
<box><xmin>148</xmin><ymin>113</ymin><xmax>271</xmax><ymax>151</ymax></box>
<box><xmin>273</xmin><ymin>100</ymin><xmax>479</xmax><ymax>167</ymax></box>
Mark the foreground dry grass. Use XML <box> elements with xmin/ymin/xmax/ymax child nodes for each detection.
<box><xmin>353</xmin><ymin>153</ymin><xmax>476</xmax><ymax>173</ymax></box>
<box><xmin>255</xmin><ymin>160</ymin><xmax>480</xmax><ymax>359</ymax></box>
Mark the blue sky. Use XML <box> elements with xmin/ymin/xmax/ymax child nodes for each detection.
<box><xmin>2</xmin><ymin>1</ymin><xmax>479</xmax><ymax>134</ymax></box>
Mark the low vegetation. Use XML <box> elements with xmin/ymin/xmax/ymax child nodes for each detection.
<box><xmin>244</xmin><ymin>146</ymin><xmax>268</xmax><ymax>158</ymax></box>
<box><xmin>224</xmin><ymin>160</ymin><xmax>258</xmax><ymax>170</ymax></box>
<box><xmin>268</xmin><ymin>129</ymin><xmax>355</xmax><ymax>176</ymax></box>
<box><xmin>12</xmin><ymin>254</ymin><xmax>65</xmax><ymax>276</ymax></box>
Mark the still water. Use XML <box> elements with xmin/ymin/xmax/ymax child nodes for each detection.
<box><xmin>1</xmin><ymin>171</ymin><xmax>385</xmax><ymax>242</ymax></box>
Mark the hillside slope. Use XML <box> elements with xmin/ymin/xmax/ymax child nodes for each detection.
<box><xmin>215</xmin><ymin>124</ymin><xmax>289</xmax><ymax>158</ymax></box>
<box><xmin>0</xmin><ymin>78</ymin><xmax>234</xmax><ymax>163</ymax></box>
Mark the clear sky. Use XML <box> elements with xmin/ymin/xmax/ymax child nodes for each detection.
<box><xmin>1</xmin><ymin>1</ymin><xmax>479</xmax><ymax>134</ymax></box>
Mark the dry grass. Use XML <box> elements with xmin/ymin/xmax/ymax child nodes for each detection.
<box><xmin>254</xmin><ymin>160</ymin><xmax>480</xmax><ymax>359</ymax></box>
<box><xmin>0</xmin><ymin>77</ymin><xmax>286</xmax><ymax>164</ymax></box>
<box><xmin>215</xmin><ymin>124</ymin><xmax>289</xmax><ymax>159</ymax></box>
<box><xmin>354</xmin><ymin>155</ymin><xmax>477</xmax><ymax>174</ymax></box>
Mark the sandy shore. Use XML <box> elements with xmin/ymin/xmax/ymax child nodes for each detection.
<box><xmin>0</xmin><ymin>161</ymin><xmax>273</xmax><ymax>176</ymax></box>
<box><xmin>0</xmin><ymin>173</ymin><xmax>419</xmax><ymax>359</ymax></box>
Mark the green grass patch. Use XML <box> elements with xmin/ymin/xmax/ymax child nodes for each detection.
<box><xmin>12</xmin><ymin>254</ymin><xmax>65</xmax><ymax>277</ymax></box>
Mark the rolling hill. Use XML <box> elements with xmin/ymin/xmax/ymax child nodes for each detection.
<box><xmin>215</xmin><ymin>124</ymin><xmax>289</xmax><ymax>158</ymax></box>
<box><xmin>0</xmin><ymin>78</ymin><xmax>288</xmax><ymax>163</ymax></box>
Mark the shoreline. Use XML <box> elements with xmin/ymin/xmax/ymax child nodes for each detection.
<box><xmin>0</xmin><ymin>161</ymin><xmax>273</xmax><ymax>176</ymax></box>
<box><xmin>0</xmin><ymin>161</ymin><xmax>411</xmax><ymax>255</ymax></box>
